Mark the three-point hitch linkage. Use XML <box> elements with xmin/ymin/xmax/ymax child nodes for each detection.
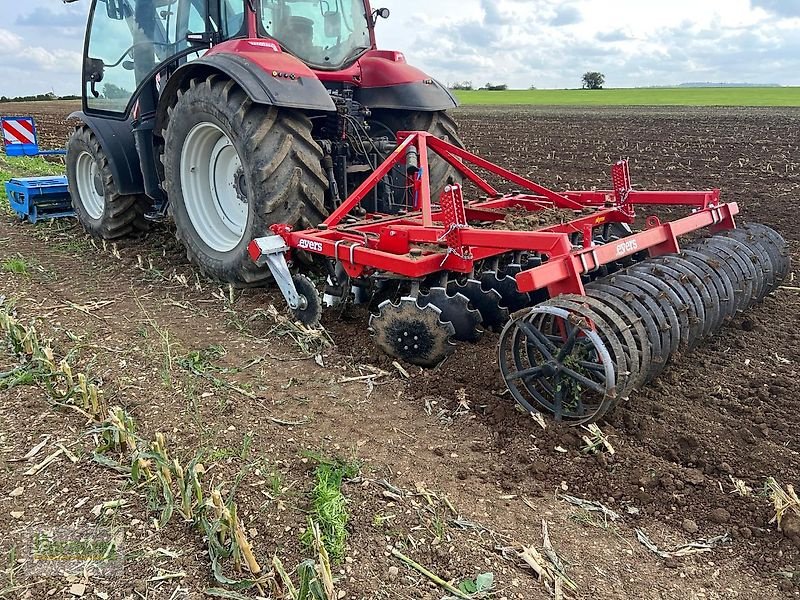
<box><xmin>249</xmin><ymin>132</ymin><xmax>789</xmax><ymax>425</ymax></box>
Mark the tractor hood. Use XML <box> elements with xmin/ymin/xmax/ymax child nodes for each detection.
<box><xmin>314</xmin><ymin>50</ymin><xmax>458</xmax><ymax>111</ymax></box>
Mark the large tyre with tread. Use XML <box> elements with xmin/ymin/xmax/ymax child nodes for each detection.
<box><xmin>66</xmin><ymin>125</ymin><xmax>149</xmax><ymax>239</ymax></box>
<box><xmin>162</xmin><ymin>75</ymin><xmax>328</xmax><ymax>287</ymax></box>
<box><xmin>371</xmin><ymin>109</ymin><xmax>465</xmax><ymax>195</ymax></box>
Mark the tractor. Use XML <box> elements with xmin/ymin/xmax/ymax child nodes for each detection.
<box><xmin>66</xmin><ymin>0</ymin><xmax>462</xmax><ymax>286</ymax></box>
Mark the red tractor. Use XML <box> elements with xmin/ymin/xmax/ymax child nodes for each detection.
<box><xmin>67</xmin><ymin>0</ymin><xmax>462</xmax><ymax>286</ymax></box>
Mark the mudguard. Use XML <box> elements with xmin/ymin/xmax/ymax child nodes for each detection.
<box><xmin>155</xmin><ymin>41</ymin><xmax>336</xmax><ymax>133</ymax></box>
<box><xmin>348</xmin><ymin>51</ymin><xmax>458</xmax><ymax>111</ymax></box>
<box><xmin>357</xmin><ymin>80</ymin><xmax>457</xmax><ymax>112</ymax></box>
<box><xmin>69</xmin><ymin>111</ymin><xmax>145</xmax><ymax>196</ymax></box>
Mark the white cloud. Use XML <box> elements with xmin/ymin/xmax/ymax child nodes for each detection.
<box><xmin>1</xmin><ymin>0</ymin><xmax>799</xmax><ymax>96</ymax></box>
<box><xmin>0</xmin><ymin>27</ymin><xmax>81</xmax><ymax>96</ymax></box>
<box><xmin>0</xmin><ymin>29</ymin><xmax>24</xmax><ymax>54</ymax></box>
<box><xmin>26</xmin><ymin>48</ymin><xmax>83</xmax><ymax>73</ymax></box>
<box><xmin>378</xmin><ymin>0</ymin><xmax>800</xmax><ymax>88</ymax></box>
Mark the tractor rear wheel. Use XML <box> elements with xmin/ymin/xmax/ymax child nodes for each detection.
<box><xmin>371</xmin><ymin>110</ymin><xmax>465</xmax><ymax>196</ymax></box>
<box><xmin>66</xmin><ymin>125</ymin><xmax>149</xmax><ymax>239</ymax></box>
<box><xmin>162</xmin><ymin>75</ymin><xmax>328</xmax><ymax>286</ymax></box>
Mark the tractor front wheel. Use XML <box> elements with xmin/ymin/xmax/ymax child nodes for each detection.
<box><xmin>66</xmin><ymin>125</ymin><xmax>149</xmax><ymax>239</ymax></box>
<box><xmin>162</xmin><ymin>75</ymin><xmax>328</xmax><ymax>286</ymax></box>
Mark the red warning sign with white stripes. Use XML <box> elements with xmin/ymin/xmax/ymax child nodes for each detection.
<box><xmin>2</xmin><ymin>117</ymin><xmax>37</xmax><ymax>146</ymax></box>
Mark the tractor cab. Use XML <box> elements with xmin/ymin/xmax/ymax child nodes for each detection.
<box><xmin>82</xmin><ymin>0</ymin><xmax>383</xmax><ymax>116</ymax></box>
<box><xmin>83</xmin><ymin>0</ymin><xmax>246</xmax><ymax>115</ymax></box>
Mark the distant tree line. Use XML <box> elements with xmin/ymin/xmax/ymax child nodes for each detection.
<box><xmin>448</xmin><ymin>81</ymin><xmax>511</xmax><ymax>91</ymax></box>
<box><xmin>0</xmin><ymin>92</ymin><xmax>81</xmax><ymax>103</ymax></box>
<box><xmin>448</xmin><ymin>73</ymin><xmax>609</xmax><ymax>92</ymax></box>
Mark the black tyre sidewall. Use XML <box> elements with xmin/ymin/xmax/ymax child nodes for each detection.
<box><xmin>67</xmin><ymin>126</ymin><xmax>150</xmax><ymax>239</ymax></box>
<box><xmin>67</xmin><ymin>128</ymin><xmax>115</xmax><ymax>237</ymax></box>
<box><xmin>163</xmin><ymin>77</ymin><xmax>328</xmax><ymax>286</ymax></box>
<box><xmin>370</xmin><ymin>109</ymin><xmax>464</xmax><ymax>195</ymax></box>
<box><xmin>164</xmin><ymin>98</ymin><xmax>257</xmax><ymax>279</ymax></box>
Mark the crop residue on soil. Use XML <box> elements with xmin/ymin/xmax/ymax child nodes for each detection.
<box><xmin>1</xmin><ymin>101</ymin><xmax>799</xmax><ymax>599</ymax></box>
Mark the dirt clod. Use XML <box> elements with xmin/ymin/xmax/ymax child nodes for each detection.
<box><xmin>710</xmin><ymin>508</ymin><xmax>732</xmax><ymax>524</ymax></box>
<box><xmin>782</xmin><ymin>514</ymin><xmax>800</xmax><ymax>549</ymax></box>
<box><xmin>682</xmin><ymin>519</ymin><xmax>700</xmax><ymax>534</ymax></box>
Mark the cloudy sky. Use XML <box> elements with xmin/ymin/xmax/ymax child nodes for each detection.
<box><xmin>1</xmin><ymin>0</ymin><xmax>798</xmax><ymax>97</ymax></box>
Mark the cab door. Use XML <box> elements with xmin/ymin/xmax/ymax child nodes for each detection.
<box><xmin>82</xmin><ymin>0</ymin><xmax>220</xmax><ymax>118</ymax></box>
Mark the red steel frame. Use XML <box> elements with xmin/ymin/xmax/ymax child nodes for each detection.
<box><xmin>252</xmin><ymin>132</ymin><xmax>739</xmax><ymax>297</ymax></box>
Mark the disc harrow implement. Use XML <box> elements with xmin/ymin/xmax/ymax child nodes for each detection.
<box><xmin>248</xmin><ymin>131</ymin><xmax>789</xmax><ymax>425</ymax></box>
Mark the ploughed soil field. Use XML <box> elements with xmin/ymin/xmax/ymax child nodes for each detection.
<box><xmin>1</xmin><ymin>100</ymin><xmax>798</xmax><ymax>599</ymax></box>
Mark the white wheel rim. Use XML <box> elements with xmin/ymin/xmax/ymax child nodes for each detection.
<box><xmin>75</xmin><ymin>151</ymin><xmax>104</xmax><ymax>220</ymax></box>
<box><xmin>180</xmin><ymin>122</ymin><xmax>248</xmax><ymax>252</ymax></box>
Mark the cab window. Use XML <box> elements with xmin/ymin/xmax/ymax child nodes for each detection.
<box><xmin>85</xmin><ymin>0</ymin><xmax>230</xmax><ymax>115</ymax></box>
<box><xmin>260</xmin><ymin>0</ymin><xmax>371</xmax><ymax>68</ymax></box>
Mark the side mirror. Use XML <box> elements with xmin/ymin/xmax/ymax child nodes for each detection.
<box><xmin>323</xmin><ymin>12</ymin><xmax>341</xmax><ymax>38</ymax></box>
<box><xmin>85</xmin><ymin>57</ymin><xmax>105</xmax><ymax>98</ymax></box>
<box><xmin>371</xmin><ymin>8</ymin><xmax>390</xmax><ymax>26</ymax></box>
<box><xmin>85</xmin><ymin>57</ymin><xmax>105</xmax><ymax>82</ymax></box>
<box><xmin>105</xmin><ymin>0</ymin><xmax>125</xmax><ymax>20</ymax></box>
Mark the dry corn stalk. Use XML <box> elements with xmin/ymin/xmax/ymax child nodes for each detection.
<box><xmin>210</xmin><ymin>490</ymin><xmax>233</xmax><ymax>548</ymax></box>
<box><xmin>106</xmin><ymin>407</ymin><xmax>137</xmax><ymax>454</ymax></box>
<box><xmin>190</xmin><ymin>462</ymin><xmax>205</xmax><ymax>509</ymax></box>
<box><xmin>730</xmin><ymin>476</ymin><xmax>753</xmax><ymax>497</ymax></box>
<box><xmin>174</xmin><ymin>459</ymin><xmax>205</xmax><ymax>520</ymax></box>
<box><xmin>74</xmin><ymin>374</ymin><xmax>105</xmax><ymax>418</ymax></box>
<box><xmin>580</xmin><ymin>424</ymin><xmax>615</xmax><ymax>455</ymax></box>
<box><xmin>765</xmin><ymin>478</ymin><xmax>800</xmax><ymax>530</ymax></box>
<box><xmin>59</xmin><ymin>360</ymin><xmax>74</xmax><ymax>387</ymax></box>
<box><xmin>2</xmin><ymin>307</ymin><xmax>106</xmax><ymax>420</ymax></box>
<box><xmin>42</xmin><ymin>347</ymin><xmax>56</xmax><ymax>371</ymax></box>
<box><xmin>174</xmin><ymin>459</ymin><xmax>188</xmax><ymax>517</ymax></box>
<box><xmin>232</xmin><ymin>509</ymin><xmax>262</xmax><ymax>576</ymax></box>
<box><xmin>271</xmin><ymin>555</ymin><xmax>298</xmax><ymax>599</ymax></box>
<box><xmin>3</xmin><ymin>307</ymin><xmax>266</xmax><ymax>593</ymax></box>
<box><xmin>517</xmin><ymin>521</ymin><xmax>578</xmax><ymax>598</ymax></box>
<box><xmin>21</xmin><ymin>325</ymin><xmax>39</xmax><ymax>356</ymax></box>
<box><xmin>152</xmin><ymin>433</ymin><xmax>173</xmax><ymax>485</ymax></box>
<box><xmin>263</xmin><ymin>305</ymin><xmax>333</xmax><ymax>355</ymax></box>
<box><xmin>132</xmin><ymin>455</ymin><xmax>154</xmax><ymax>483</ymax></box>
<box><xmin>1</xmin><ymin>311</ymin><xmax>37</xmax><ymax>357</ymax></box>
<box><xmin>310</xmin><ymin>520</ymin><xmax>335</xmax><ymax>599</ymax></box>
<box><xmin>208</xmin><ymin>490</ymin><xmax>262</xmax><ymax>576</ymax></box>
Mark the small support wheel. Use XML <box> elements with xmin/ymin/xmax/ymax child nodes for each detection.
<box><xmin>291</xmin><ymin>274</ymin><xmax>322</xmax><ymax>326</ymax></box>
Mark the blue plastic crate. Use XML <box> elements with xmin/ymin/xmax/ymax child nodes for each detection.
<box><xmin>5</xmin><ymin>176</ymin><xmax>75</xmax><ymax>224</ymax></box>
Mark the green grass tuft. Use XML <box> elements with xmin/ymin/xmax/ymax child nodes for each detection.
<box><xmin>301</xmin><ymin>455</ymin><xmax>360</xmax><ymax>563</ymax></box>
<box><xmin>2</xmin><ymin>257</ymin><xmax>30</xmax><ymax>275</ymax></box>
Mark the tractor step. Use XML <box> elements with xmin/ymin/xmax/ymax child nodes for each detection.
<box><xmin>5</xmin><ymin>176</ymin><xmax>75</xmax><ymax>224</ymax></box>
